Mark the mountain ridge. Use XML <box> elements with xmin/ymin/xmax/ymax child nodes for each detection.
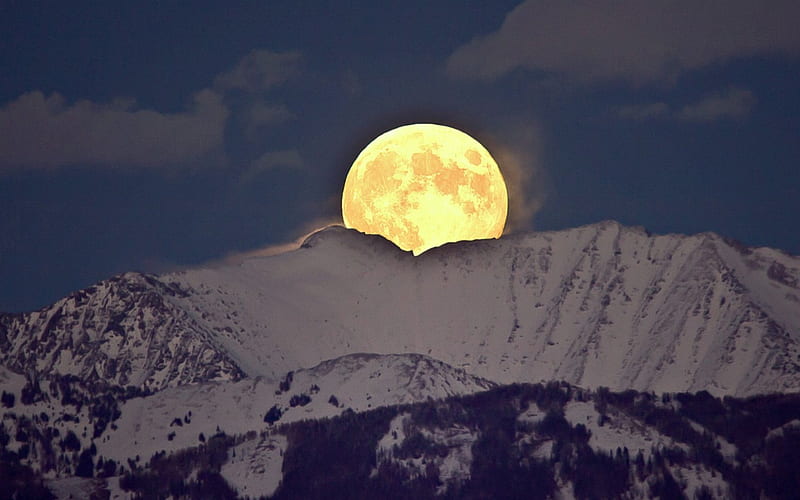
<box><xmin>2</xmin><ymin>220</ymin><xmax>799</xmax><ymax>396</ymax></box>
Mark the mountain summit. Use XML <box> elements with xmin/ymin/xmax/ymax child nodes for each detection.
<box><xmin>2</xmin><ymin>221</ymin><xmax>799</xmax><ymax>396</ymax></box>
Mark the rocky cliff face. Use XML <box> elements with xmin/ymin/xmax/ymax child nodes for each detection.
<box><xmin>2</xmin><ymin>221</ymin><xmax>799</xmax><ymax>396</ymax></box>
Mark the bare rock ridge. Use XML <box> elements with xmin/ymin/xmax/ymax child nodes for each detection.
<box><xmin>2</xmin><ymin>220</ymin><xmax>799</xmax><ymax>396</ymax></box>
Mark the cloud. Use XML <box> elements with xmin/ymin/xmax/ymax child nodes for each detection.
<box><xmin>676</xmin><ymin>87</ymin><xmax>756</xmax><ymax>122</ymax></box>
<box><xmin>244</xmin><ymin>100</ymin><xmax>294</xmax><ymax>139</ymax></box>
<box><xmin>215</xmin><ymin>216</ymin><xmax>343</xmax><ymax>265</ymax></box>
<box><xmin>214</xmin><ymin>49</ymin><xmax>302</xmax><ymax>93</ymax></box>
<box><xmin>616</xmin><ymin>87</ymin><xmax>756</xmax><ymax>122</ymax></box>
<box><xmin>0</xmin><ymin>48</ymin><xmax>305</xmax><ymax>172</ymax></box>
<box><xmin>616</xmin><ymin>102</ymin><xmax>670</xmax><ymax>120</ymax></box>
<box><xmin>248</xmin><ymin>101</ymin><xmax>294</xmax><ymax>127</ymax></box>
<box><xmin>446</xmin><ymin>0</ymin><xmax>800</xmax><ymax>85</ymax></box>
<box><xmin>485</xmin><ymin>123</ymin><xmax>546</xmax><ymax>233</ymax></box>
<box><xmin>215</xmin><ymin>49</ymin><xmax>302</xmax><ymax>148</ymax></box>
<box><xmin>340</xmin><ymin>70</ymin><xmax>362</xmax><ymax>96</ymax></box>
<box><xmin>0</xmin><ymin>89</ymin><xmax>228</xmax><ymax>170</ymax></box>
<box><xmin>248</xmin><ymin>149</ymin><xmax>303</xmax><ymax>172</ymax></box>
<box><xmin>239</xmin><ymin>149</ymin><xmax>304</xmax><ymax>184</ymax></box>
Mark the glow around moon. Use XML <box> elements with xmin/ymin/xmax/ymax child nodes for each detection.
<box><xmin>342</xmin><ymin>123</ymin><xmax>508</xmax><ymax>255</ymax></box>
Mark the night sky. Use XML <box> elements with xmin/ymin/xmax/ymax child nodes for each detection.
<box><xmin>2</xmin><ymin>1</ymin><xmax>799</xmax><ymax>312</ymax></box>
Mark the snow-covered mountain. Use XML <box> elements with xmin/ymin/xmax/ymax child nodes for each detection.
<box><xmin>99</xmin><ymin>352</ymin><xmax>494</xmax><ymax>466</ymax></box>
<box><xmin>61</xmin><ymin>382</ymin><xmax>800</xmax><ymax>499</ymax></box>
<box><xmin>0</xmin><ymin>273</ymin><xmax>245</xmax><ymax>390</ymax></box>
<box><xmin>0</xmin><ymin>352</ymin><xmax>493</xmax><ymax>483</ymax></box>
<box><xmin>3</xmin><ymin>221</ymin><xmax>800</xmax><ymax>396</ymax></box>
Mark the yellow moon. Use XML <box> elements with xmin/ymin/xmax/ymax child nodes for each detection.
<box><xmin>342</xmin><ymin>123</ymin><xmax>508</xmax><ymax>255</ymax></box>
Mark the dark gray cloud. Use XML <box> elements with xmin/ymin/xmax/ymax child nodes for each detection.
<box><xmin>214</xmin><ymin>49</ymin><xmax>302</xmax><ymax>93</ymax></box>
<box><xmin>447</xmin><ymin>0</ymin><xmax>800</xmax><ymax>85</ymax></box>
<box><xmin>616</xmin><ymin>87</ymin><xmax>756</xmax><ymax>122</ymax></box>
<box><xmin>0</xmin><ymin>89</ymin><xmax>228</xmax><ymax>170</ymax></box>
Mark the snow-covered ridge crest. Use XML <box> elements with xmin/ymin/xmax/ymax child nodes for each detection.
<box><xmin>2</xmin><ymin>220</ymin><xmax>799</xmax><ymax>396</ymax></box>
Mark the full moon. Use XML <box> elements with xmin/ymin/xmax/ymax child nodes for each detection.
<box><xmin>342</xmin><ymin>123</ymin><xmax>508</xmax><ymax>255</ymax></box>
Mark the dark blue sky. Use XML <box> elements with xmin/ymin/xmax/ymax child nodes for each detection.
<box><xmin>2</xmin><ymin>1</ymin><xmax>799</xmax><ymax>312</ymax></box>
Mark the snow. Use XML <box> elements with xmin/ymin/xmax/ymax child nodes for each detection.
<box><xmin>686</xmin><ymin>418</ymin><xmax>738</xmax><ymax>464</ymax></box>
<box><xmin>765</xmin><ymin>418</ymin><xmax>800</xmax><ymax>441</ymax></box>
<box><xmin>0</xmin><ymin>366</ymin><xmax>25</xmax><ymax>395</ymax></box>
<box><xmin>0</xmin><ymin>368</ymin><xmax>97</xmax><ymax>475</ymax></box>
<box><xmin>220</xmin><ymin>433</ymin><xmax>286</xmax><ymax>498</ymax></box>
<box><xmin>2</xmin><ymin>221</ymin><xmax>800</xmax><ymax>495</ymax></box>
<box><xmin>373</xmin><ymin>412</ymin><xmax>478</xmax><ymax>494</ymax></box>
<box><xmin>668</xmin><ymin>463</ymin><xmax>729</xmax><ymax>499</ymax></box>
<box><xmin>531</xmin><ymin>440</ymin><xmax>553</xmax><ymax>461</ymax></box>
<box><xmin>46</xmin><ymin>476</ymin><xmax>107</xmax><ymax>499</ymax></box>
<box><xmin>376</xmin><ymin>413</ymin><xmax>410</xmax><ymax>455</ymax></box>
<box><xmin>515</xmin><ymin>401</ymin><xmax>554</xmax><ymax>461</ymax></box>
<box><xmin>153</xmin><ymin>222</ymin><xmax>800</xmax><ymax>397</ymax></box>
<box><xmin>104</xmin><ymin>477</ymin><xmax>131</xmax><ymax>499</ymax></box>
<box><xmin>563</xmin><ymin>401</ymin><xmax>686</xmax><ymax>459</ymax></box>
<box><xmin>4</xmin><ymin>222</ymin><xmax>798</xmax><ymax>400</ymax></box>
<box><xmin>517</xmin><ymin>401</ymin><xmax>546</xmax><ymax>425</ymax></box>
<box><xmin>429</xmin><ymin>425</ymin><xmax>476</xmax><ymax>491</ymax></box>
<box><xmin>98</xmin><ymin>353</ymin><xmax>491</xmax><ymax>465</ymax></box>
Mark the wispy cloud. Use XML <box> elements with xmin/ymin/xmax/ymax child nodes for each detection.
<box><xmin>615</xmin><ymin>87</ymin><xmax>756</xmax><ymax>122</ymax></box>
<box><xmin>243</xmin><ymin>100</ymin><xmax>295</xmax><ymax>141</ymax></box>
<box><xmin>248</xmin><ymin>149</ymin><xmax>303</xmax><ymax>172</ymax></box>
<box><xmin>675</xmin><ymin>88</ymin><xmax>756</xmax><ymax>122</ymax></box>
<box><xmin>447</xmin><ymin>0</ymin><xmax>800</xmax><ymax>85</ymax></box>
<box><xmin>238</xmin><ymin>149</ymin><xmax>304</xmax><ymax>184</ymax></box>
<box><xmin>248</xmin><ymin>101</ymin><xmax>294</xmax><ymax>127</ymax></box>
<box><xmin>485</xmin><ymin>123</ymin><xmax>547</xmax><ymax>234</ymax></box>
<box><xmin>215</xmin><ymin>216</ymin><xmax>343</xmax><ymax>265</ymax></box>
<box><xmin>214</xmin><ymin>49</ymin><xmax>302</xmax><ymax>93</ymax></box>
<box><xmin>340</xmin><ymin>69</ymin><xmax>362</xmax><ymax>96</ymax></box>
<box><xmin>616</xmin><ymin>102</ymin><xmax>670</xmax><ymax>121</ymax></box>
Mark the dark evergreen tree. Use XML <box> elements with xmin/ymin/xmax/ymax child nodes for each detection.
<box><xmin>264</xmin><ymin>405</ymin><xmax>283</xmax><ymax>425</ymax></box>
<box><xmin>0</xmin><ymin>391</ymin><xmax>14</xmax><ymax>408</ymax></box>
<box><xmin>75</xmin><ymin>448</ymin><xmax>94</xmax><ymax>478</ymax></box>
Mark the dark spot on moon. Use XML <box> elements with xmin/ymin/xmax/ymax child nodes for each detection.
<box><xmin>465</xmin><ymin>149</ymin><xmax>482</xmax><ymax>166</ymax></box>
<box><xmin>411</xmin><ymin>150</ymin><xmax>443</xmax><ymax>176</ymax></box>
<box><xmin>434</xmin><ymin>164</ymin><xmax>467</xmax><ymax>197</ymax></box>
<box><xmin>363</xmin><ymin>152</ymin><xmax>401</xmax><ymax>194</ymax></box>
<box><xmin>470</xmin><ymin>172</ymin><xmax>490</xmax><ymax>198</ymax></box>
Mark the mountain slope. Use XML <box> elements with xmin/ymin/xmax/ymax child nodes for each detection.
<box><xmin>3</xmin><ymin>221</ymin><xmax>800</xmax><ymax>396</ymax></box>
<box><xmin>0</xmin><ymin>353</ymin><xmax>493</xmax><ymax>478</ymax></box>
<box><xmin>0</xmin><ymin>273</ymin><xmax>244</xmax><ymax>391</ymax></box>
<box><xmin>168</xmin><ymin>221</ymin><xmax>800</xmax><ymax>396</ymax></box>
<box><xmin>116</xmin><ymin>383</ymin><xmax>800</xmax><ymax>500</ymax></box>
